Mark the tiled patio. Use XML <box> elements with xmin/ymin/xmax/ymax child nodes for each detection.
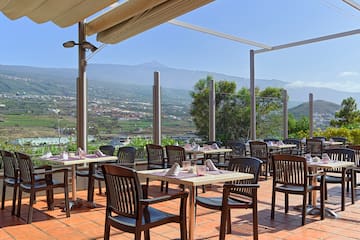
<box><xmin>1</xmin><ymin>177</ymin><xmax>360</xmax><ymax>240</ymax></box>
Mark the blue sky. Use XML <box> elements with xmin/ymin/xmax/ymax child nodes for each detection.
<box><xmin>1</xmin><ymin>0</ymin><xmax>360</xmax><ymax>92</ymax></box>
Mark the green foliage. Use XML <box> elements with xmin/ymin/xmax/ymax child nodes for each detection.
<box><xmin>288</xmin><ymin>114</ymin><xmax>309</xmax><ymax>138</ymax></box>
<box><xmin>330</xmin><ymin>97</ymin><xmax>360</xmax><ymax>128</ymax></box>
<box><xmin>190</xmin><ymin>75</ymin><xmax>284</xmax><ymax>142</ymax></box>
<box><xmin>314</xmin><ymin>127</ymin><xmax>360</xmax><ymax>144</ymax></box>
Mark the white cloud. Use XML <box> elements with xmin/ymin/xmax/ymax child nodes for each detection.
<box><xmin>338</xmin><ymin>71</ymin><xmax>359</xmax><ymax>77</ymax></box>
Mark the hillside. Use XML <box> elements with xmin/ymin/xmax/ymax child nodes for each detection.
<box><xmin>0</xmin><ymin>63</ymin><xmax>359</xmax><ymax>105</ymax></box>
<box><xmin>289</xmin><ymin>100</ymin><xmax>340</xmax><ymax>119</ymax></box>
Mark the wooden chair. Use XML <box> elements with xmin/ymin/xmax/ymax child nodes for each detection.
<box><xmin>283</xmin><ymin>138</ymin><xmax>303</xmax><ymax>155</ymax></box>
<box><xmin>222</xmin><ymin>141</ymin><xmax>247</xmax><ymax>169</ymax></box>
<box><xmin>89</xmin><ymin>146</ymin><xmax>136</xmax><ymax>201</ymax></box>
<box><xmin>14</xmin><ymin>152</ymin><xmax>70</xmax><ymax>223</ymax></box>
<box><xmin>1</xmin><ymin>150</ymin><xmax>19</xmax><ymax>215</ymax></box>
<box><xmin>322</xmin><ymin>148</ymin><xmax>355</xmax><ymax>211</ymax></box>
<box><xmin>271</xmin><ymin>154</ymin><xmax>325</xmax><ymax>225</ymax></box>
<box><xmin>305</xmin><ymin>138</ymin><xmax>323</xmax><ymax>157</ymax></box>
<box><xmin>249</xmin><ymin>141</ymin><xmax>270</xmax><ymax>180</ymax></box>
<box><xmin>196</xmin><ymin>157</ymin><xmax>262</xmax><ymax>240</ymax></box>
<box><xmin>348</xmin><ymin>145</ymin><xmax>360</xmax><ymax>202</ymax></box>
<box><xmin>146</xmin><ymin>144</ymin><xmax>166</xmax><ymax>191</ymax></box>
<box><xmin>101</xmin><ymin>164</ymin><xmax>188</xmax><ymax>240</ymax></box>
<box><xmin>331</xmin><ymin>137</ymin><xmax>347</xmax><ymax>146</ymax></box>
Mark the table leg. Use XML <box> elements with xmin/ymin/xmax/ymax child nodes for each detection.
<box><xmin>188</xmin><ymin>185</ymin><xmax>196</xmax><ymax>240</ymax></box>
<box><xmin>71</xmin><ymin>165</ymin><xmax>77</xmax><ymax>201</ymax></box>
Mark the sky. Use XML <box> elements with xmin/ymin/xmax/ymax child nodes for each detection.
<box><xmin>1</xmin><ymin>0</ymin><xmax>360</xmax><ymax>93</ymax></box>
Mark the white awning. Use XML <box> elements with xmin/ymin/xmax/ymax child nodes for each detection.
<box><xmin>0</xmin><ymin>0</ymin><xmax>214</xmax><ymax>43</ymax></box>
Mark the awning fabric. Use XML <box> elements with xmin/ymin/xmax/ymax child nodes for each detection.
<box><xmin>0</xmin><ymin>0</ymin><xmax>214</xmax><ymax>44</ymax></box>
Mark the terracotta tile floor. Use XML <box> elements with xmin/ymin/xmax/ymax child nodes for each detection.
<box><xmin>1</xmin><ymin>178</ymin><xmax>360</xmax><ymax>240</ymax></box>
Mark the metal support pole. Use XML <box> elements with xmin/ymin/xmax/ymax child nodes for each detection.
<box><xmin>309</xmin><ymin>93</ymin><xmax>314</xmax><ymax>138</ymax></box>
<box><xmin>282</xmin><ymin>89</ymin><xmax>288</xmax><ymax>139</ymax></box>
<box><xmin>77</xmin><ymin>21</ymin><xmax>88</xmax><ymax>152</ymax></box>
<box><xmin>209</xmin><ymin>79</ymin><xmax>216</xmax><ymax>141</ymax></box>
<box><xmin>153</xmin><ymin>72</ymin><xmax>161</xmax><ymax>145</ymax></box>
<box><xmin>250</xmin><ymin>50</ymin><xmax>256</xmax><ymax>140</ymax></box>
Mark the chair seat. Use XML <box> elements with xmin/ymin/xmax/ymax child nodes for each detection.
<box><xmin>4</xmin><ymin>178</ymin><xmax>20</xmax><ymax>185</ymax></box>
<box><xmin>275</xmin><ymin>184</ymin><xmax>314</xmax><ymax>193</ymax></box>
<box><xmin>196</xmin><ymin>196</ymin><xmax>250</xmax><ymax>209</ymax></box>
<box><xmin>320</xmin><ymin>175</ymin><xmax>343</xmax><ymax>183</ymax></box>
<box><xmin>76</xmin><ymin>170</ymin><xmax>89</xmax><ymax>177</ymax></box>
<box><xmin>93</xmin><ymin>171</ymin><xmax>104</xmax><ymax>180</ymax></box>
<box><xmin>20</xmin><ymin>179</ymin><xmax>63</xmax><ymax>190</ymax></box>
<box><xmin>109</xmin><ymin>206</ymin><xmax>176</xmax><ymax>227</ymax></box>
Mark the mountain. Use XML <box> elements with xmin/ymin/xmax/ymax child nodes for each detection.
<box><xmin>0</xmin><ymin>63</ymin><xmax>359</xmax><ymax>105</ymax></box>
<box><xmin>289</xmin><ymin>100</ymin><xmax>340</xmax><ymax>119</ymax></box>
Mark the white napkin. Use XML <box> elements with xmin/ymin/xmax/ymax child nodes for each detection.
<box><xmin>40</xmin><ymin>152</ymin><xmax>52</xmax><ymax>159</ymax></box>
<box><xmin>166</xmin><ymin>163</ymin><xmax>181</xmax><ymax>176</ymax></box>
<box><xmin>95</xmin><ymin>149</ymin><xmax>105</xmax><ymax>157</ymax></box>
<box><xmin>205</xmin><ymin>159</ymin><xmax>218</xmax><ymax>171</ymax></box>
<box><xmin>211</xmin><ymin>143</ymin><xmax>220</xmax><ymax>149</ymax></box>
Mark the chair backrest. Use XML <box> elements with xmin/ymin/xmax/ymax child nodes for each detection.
<box><xmin>305</xmin><ymin>138</ymin><xmax>323</xmax><ymax>157</ymax></box>
<box><xmin>165</xmin><ymin>145</ymin><xmax>186</xmax><ymax>166</ymax></box>
<box><xmin>331</xmin><ymin>137</ymin><xmax>347</xmax><ymax>145</ymax></box>
<box><xmin>283</xmin><ymin>138</ymin><xmax>303</xmax><ymax>154</ymax></box>
<box><xmin>227</xmin><ymin>157</ymin><xmax>262</xmax><ymax>197</ymax></box>
<box><xmin>204</xmin><ymin>141</ymin><xmax>222</xmax><ymax>148</ymax></box>
<box><xmin>99</xmin><ymin>145</ymin><xmax>115</xmax><ymax>156</ymax></box>
<box><xmin>14</xmin><ymin>152</ymin><xmax>35</xmax><ymax>184</ymax></box>
<box><xmin>347</xmin><ymin>145</ymin><xmax>360</xmax><ymax>167</ymax></box>
<box><xmin>101</xmin><ymin>164</ymin><xmax>142</xmax><ymax>219</ymax></box>
<box><xmin>146</xmin><ymin>144</ymin><xmax>165</xmax><ymax>166</ymax></box>
<box><xmin>0</xmin><ymin>150</ymin><xmax>18</xmax><ymax>179</ymax></box>
<box><xmin>249</xmin><ymin>141</ymin><xmax>268</xmax><ymax>160</ymax></box>
<box><xmin>116</xmin><ymin>146</ymin><xmax>136</xmax><ymax>165</ymax></box>
<box><xmin>324</xmin><ymin>148</ymin><xmax>355</xmax><ymax>172</ymax></box>
<box><xmin>313</xmin><ymin>136</ymin><xmax>327</xmax><ymax>141</ymax></box>
<box><xmin>263</xmin><ymin>138</ymin><xmax>280</xmax><ymax>144</ymax></box>
<box><xmin>272</xmin><ymin>154</ymin><xmax>308</xmax><ymax>187</ymax></box>
<box><xmin>226</xmin><ymin>140</ymin><xmax>247</xmax><ymax>157</ymax></box>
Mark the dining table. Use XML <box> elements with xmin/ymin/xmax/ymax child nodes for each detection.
<box><xmin>41</xmin><ymin>153</ymin><xmax>117</xmax><ymax>208</ymax></box>
<box><xmin>184</xmin><ymin>146</ymin><xmax>232</xmax><ymax>163</ymax></box>
<box><xmin>307</xmin><ymin>160</ymin><xmax>355</xmax><ymax>217</ymax></box>
<box><xmin>137</xmin><ymin>167</ymin><xmax>253</xmax><ymax>240</ymax></box>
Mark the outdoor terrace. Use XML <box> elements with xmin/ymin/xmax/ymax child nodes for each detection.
<box><xmin>1</xmin><ymin>177</ymin><xmax>360</xmax><ymax>240</ymax></box>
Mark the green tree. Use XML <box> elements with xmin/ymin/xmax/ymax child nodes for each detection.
<box><xmin>330</xmin><ymin>97</ymin><xmax>360</xmax><ymax>128</ymax></box>
<box><xmin>190</xmin><ymin>76</ymin><xmax>284</xmax><ymax>142</ymax></box>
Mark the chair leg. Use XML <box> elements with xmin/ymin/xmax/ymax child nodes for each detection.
<box><xmin>271</xmin><ymin>191</ymin><xmax>276</xmax><ymax>220</ymax></box>
<box><xmin>11</xmin><ymin>185</ymin><xmax>17</xmax><ymax>215</ymax></box>
<box><xmin>226</xmin><ymin>209</ymin><xmax>231</xmax><ymax>234</ymax></box>
<box><xmin>104</xmin><ymin>218</ymin><xmax>111</xmax><ymax>240</ymax></box>
<box><xmin>17</xmin><ymin>189</ymin><xmax>22</xmax><ymax>217</ymax></box>
<box><xmin>301</xmin><ymin>194</ymin><xmax>307</xmax><ymax>226</ymax></box>
<box><xmin>253</xmin><ymin>201</ymin><xmax>259</xmax><ymax>240</ymax></box>
<box><xmin>320</xmin><ymin>183</ymin><xmax>325</xmax><ymax>220</ymax></box>
<box><xmin>341</xmin><ymin>176</ymin><xmax>346</xmax><ymax>211</ymax></box>
<box><xmin>219</xmin><ymin>208</ymin><xmax>228</xmax><ymax>240</ymax></box>
<box><xmin>1</xmin><ymin>183</ymin><xmax>5</xmax><ymax>210</ymax></box>
<box><xmin>98</xmin><ymin>180</ymin><xmax>102</xmax><ymax>195</ymax></box>
<box><xmin>135</xmin><ymin>231</ymin><xmax>141</xmax><ymax>240</ymax></box>
<box><xmin>27</xmin><ymin>191</ymin><xmax>35</xmax><ymax>224</ymax></box>
<box><xmin>285</xmin><ymin>194</ymin><xmax>289</xmax><ymax>213</ymax></box>
<box><xmin>352</xmin><ymin>169</ymin><xmax>356</xmax><ymax>204</ymax></box>
<box><xmin>144</xmin><ymin>229</ymin><xmax>150</xmax><ymax>240</ymax></box>
<box><xmin>64</xmin><ymin>186</ymin><xmax>70</xmax><ymax>218</ymax></box>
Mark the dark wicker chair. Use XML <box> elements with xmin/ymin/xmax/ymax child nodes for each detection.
<box><xmin>89</xmin><ymin>146</ymin><xmax>136</xmax><ymax>201</ymax></box>
<box><xmin>1</xmin><ymin>150</ymin><xmax>19</xmax><ymax>215</ymax></box>
<box><xmin>165</xmin><ymin>145</ymin><xmax>186</xmax><ymax>167</ymax></box>
<box><xmin>322</xmin><ymin>148</ymin><xmax>355</xmax><ymax>211</ymax></box>
<box><xmin>271</xmin><ymin>154</ymin><xmax>325</xmax><ymax>225</ymax></box>
<box><xmin>283</xmin><ymin>138</ymin><xmax>303</xmax><ymax>155</ymax></box>
<box><xmin>146</xmin><ymin>144</ymin><xmax>166</xmax><ymax>191</ymax></box>
<box><xmin>331</xmin><ymin>137</ymin><xmax>347</xmax><ymax>146</ymax></box>
<box><xmin>101</xmin><ymin>164</ymin><xmax>188</xmax><ymax>240</ymax></box>
<box><xmin>196</xmin><ymin>157</ymin><xmax>262</xmax><ymax>240</ymax></box>
<box><xmin>249</xmin><ymin>141</ymin><xmax>270</xmax><ymax>180</ymax></box>
<box><xmin>313</xmin><ymin>136</ymin><xmax>327</xmax><ymax>141</ymax></box>
<box><xmin>263</xmin><ymin>138</ymin><xmax>280</xmax><ymax>144</ymax></box>
<box><xmin>77</xmin><ymin>145</ymin><xmax>116</xmax><ymax>198</ymax></box>
<box><xmin>220</xmin><ymin>141</ymin><xmax>247</xmax><ymax>169</ymax></box>
<box><xmin>14</xmin><ymin>152</ymin><xmax>70</xmax><ymax>223</ymax></box>
<box><xmin>305</xmin><ymin>138</ymin><xmax>324</xmax><ymax>157</ymax></box>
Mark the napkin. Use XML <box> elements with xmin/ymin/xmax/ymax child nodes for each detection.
<box><xmin>95</xmin><ymin>149</ymin><xmax>105</xmax><ymax>157</ymax></box>
<box><xmin>205</xmin><ymin>159</ymin><xmax>218</xmax><ymax>171</ymax></box>
<box><xmin>211</xmin><ymin>143</ymin><xmax>220</xmax><ymax>149</ymax></box>
<box><xmin>166</xmin><ymin>163</ymin><xmax>181</xmax><ymax>176</ymax></box>
<box><xmin>40</xmin><ymin>151</ymin><xmax>52</xmax><ymax>159</ymax></box>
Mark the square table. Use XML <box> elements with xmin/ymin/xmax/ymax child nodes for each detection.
<box><xmin>138</xmin><ymin>168</ymin><xmax>253</xmax><ymax>240</ymax></box>
<box><xmin>307</xmin><ymin>160</ymin><xmax>355</xmax><ymax>217</ymax></box>
<box><xmin>41</xmin><ymin>154</ymin><xmax>117</xmax><ymax>207</ymax></box>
